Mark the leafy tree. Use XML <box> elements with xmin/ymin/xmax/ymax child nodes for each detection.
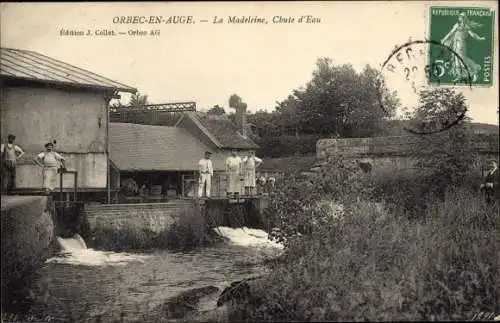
<box><xmin>412</xmin><ymin>88</ymin><xmax>476</xmax><ymax>198</ymax></box>
<box><xmin>207</xmin><ymin>105</ymin><xmax>226</xmax><ymax>115</ymax></box>
<box><xmin>129</xmin><ymin>92</ymin><xmax>149</xmax><ymax>107</ymax></box>
<box><xmin>407</xmin><ymin>88</ymin><xmax>468</xmax><ymax>134</ymax></box>
<box><xmin>228</xmin><ymin>94</ymin><xmax>248</xmax><ymax>111</ymax></box>
<box><xmin>229</xmin><ymin>94</ymin><xmax>243</xmax><ymax>110</ymax></box>
<box><xmin>247</xmin><ymin>110</ymin><xmax>281</xmax><ymax>138</ymax></box>
<box><xmin>275</xmin><ymin>58</ymin><xmax>400</xmax><ymax>137</ymax></box>
<box><xmin>275</xmin><ymin>95</ymin><xmax>303</xmax><ymax>137</ymax></box>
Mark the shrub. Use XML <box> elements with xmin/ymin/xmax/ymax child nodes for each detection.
<box><xmin>228</xmin><ymin>187</ymin><xmax>499</xmax><ymax>322</ymax></box>
<box><xmin>265</xmin><ymin>154</ymin><xmax>374</xmax><ymax>246</ymax></box>
<box><xmin>223</xmin><ymin>142</ymin><xmax>499</xmax><ymax>321</ymax></box>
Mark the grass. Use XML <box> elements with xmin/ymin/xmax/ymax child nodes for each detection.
<box><xmin>224</xmin><ymin>186</ymin><xmax>499</xmax><ymax>321</ymax></box>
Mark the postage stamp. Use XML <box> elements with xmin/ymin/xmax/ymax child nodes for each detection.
<box><xmin>428</xmin><ymin>6</ymin><xmax>495</xmax><ymax>87</ymax></box>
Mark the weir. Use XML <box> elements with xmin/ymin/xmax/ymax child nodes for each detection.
<box><xmin>200</xmin><ymin>196</ymin><xmax>269</xmax><ymax>230</ymax></box>
<box><xmin>83</xmin><ymin>196</ymin><xmax>269</xmax><ymax>238</ymax></box>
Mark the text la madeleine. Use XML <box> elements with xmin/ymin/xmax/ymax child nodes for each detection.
<box><xmin>212</xmin><ymin>15</ymin><xmax>267</xmax><ymax>24</ymax></box>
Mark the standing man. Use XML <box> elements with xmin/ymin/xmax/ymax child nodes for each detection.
<box><xmin>198</xmin><ymin>151</ymin><xmax>213</xmax><ymax>198</ymax></box>
<box><xmin>1</xmin><ymin>134</ymin><xmax>25</xmax><ymax>195</ymax></box>
<box><xmin>241</xmin><ymin>150</ymin><xmax>263</xmax><ymax>196</ymax></box>
<box><xmin>480</xmin><ymin>160</ymin><xmax>499</xmax><ymax>204</ymax></box>
<box><xmin>34</xmin><ymin>142</ymin><xmax>66</xmax><ymax>194</ymax></box>
<box><xmin>225</xmin><ymin>150</ymin><xmax>242</xmax><ymax>199</ymax></box>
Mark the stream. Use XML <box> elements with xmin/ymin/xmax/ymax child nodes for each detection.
<box><xmin>25</xmin><ymin>227</ymin><xmax>283</xmax><ymax>322</ymax></box>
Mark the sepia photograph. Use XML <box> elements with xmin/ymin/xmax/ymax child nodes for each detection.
<box><xmin>0</xmin><ymin>1</ymin><xmax>498</xmax><ymax>322</ymax></box>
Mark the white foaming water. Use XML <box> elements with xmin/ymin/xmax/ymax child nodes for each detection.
<box><xmin>214</xmin><ymin>226</ymin><xmax>284</xmax><ymax>250</ymax></box>
<box><xmin>47</xmin><ymin>234</ymin><xmax>151</xmax><ymax>267</ymax></box>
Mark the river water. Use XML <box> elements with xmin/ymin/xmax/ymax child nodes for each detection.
<box><xmin>27</xmin><ymin>227</ymin><xmax>283</xmax><ymax>322</ymax></box>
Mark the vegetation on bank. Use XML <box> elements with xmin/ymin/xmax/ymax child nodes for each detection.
<box><xmin>227</xmin><ymin>186</ymin><xmax>498</xmax><ymax>321</ymax></box>
<box><xmin>220</xmin><ymin>118</ymin><xmax>499</xmax><ymax>321</ymax></box>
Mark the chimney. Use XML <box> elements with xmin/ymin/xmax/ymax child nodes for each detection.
<box><xmin>235</xmin><ymin>104</ymin><xmax>247</xmax><ymax>137</ymax></box>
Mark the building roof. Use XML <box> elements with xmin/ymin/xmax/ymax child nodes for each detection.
<box><xmin>187</xmin><ymin>112</ymin><xmax>259</xmax><ymax>149</ymax></box>
<box><xmin>0</xmin><ymin>47</ymin><xmax>136</xmax><ymax>93</ymax></box>
<box><xmin>109</xmin><ymin>123</ymin><xmax>228</xmax><ymax>171</ymax></box>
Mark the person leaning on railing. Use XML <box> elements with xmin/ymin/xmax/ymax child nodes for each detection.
<box><xmin>480</xmin><ymin>160</ymin><xmax>499</xmax><ymax>205</ymax></box>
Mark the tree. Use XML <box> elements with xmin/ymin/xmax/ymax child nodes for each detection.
<box><xmin>129</xmin><ymin>92</ymin><xmax>149</xmax><ymax>107</ymax></box>
<box><xmin>275</xmin><ymin>58</ymin><xmax>400</xmax><ymax>137</ymax></box>
<box><xmin>247</xmin><ymin>110</ymin><xmax>281</xmax><ymax>138</ymax></box>
<box><xmin>275</xmin><ymin>95</ymin><xmax>303</xmax><ymax>137</ymax></box>
<box><xmin>407</xmin><ymin>88</ymin><xmax>468</xmax><ymax>134</ymax></box>
<box><xmin>207</xmin><ymin>105</ymin><xmax>226</xmax><ymax>115</ymax></box>
<box><xmin>412</xmin><ymin>88</ymin><xmax>475</xmax><ymax>197</ymax></box>
<box><xmin>229</xmin><ymin>94</ymin><xmax>242</xmax><ymax>110</ymax></box>
<box><xmin>228</xmin><ymin>94</ymin><xmax>248</xmax><ymax>111</ymax></box>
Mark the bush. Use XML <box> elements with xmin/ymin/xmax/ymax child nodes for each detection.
<box><xmin>222</xmin><ymin>145</ymin><xmax>499</xmax><ymax>321</ymax></box>
<box><xmin>265</xmin><ymin>155</ymin><xmax>374</xmax><ymax>246</ymax></box>
<box><xmin>228</xmin><ymin>187</ymin><xmax>499</xmax><ymax>321</ymax></box>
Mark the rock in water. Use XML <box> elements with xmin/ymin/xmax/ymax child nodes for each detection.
<box><xmin>160</xmin><ymin>285</ymin><xmax>220</xmax><ymax>319</ymax></box>
<box><xmin>217</xmin><ymin>281</ymin><xmax>251</xmax><ymax>307</ymax></box>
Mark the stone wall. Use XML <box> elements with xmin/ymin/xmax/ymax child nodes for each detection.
<box><xmin>83</xmin><ymin>200</ymin><xmax>199</xmax><ymax>233</ymax></box>
<box><xmin>1</xmin><ymin>196</ymin><xmax>56</xmax><ymax>310</ymax></box>
<box><xmin>316</xmin><ymin>135</ymin><xmax>499</xmax><ymax>174</ymax></box>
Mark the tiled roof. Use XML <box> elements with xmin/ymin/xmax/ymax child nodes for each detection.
<box><xmin>0</xmin><ymin>47</ymin><xmax>136</xmax><ymax>93</ymax></box>
<box><xmin>189</xmin><ymin>112</ymin><xmax>259</xmax><ymax>149</ymax></box>
<box><xmin>109</xmin><ymin>123</ymin><xmax>228</xmax><ymax>171</ymax></box>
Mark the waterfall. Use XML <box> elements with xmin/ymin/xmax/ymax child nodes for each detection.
<box><xmin>48</xmin><ymin>234</ymin><xmax>151</xmax><ymax>266</ymax></box>
<box><xmin>213</xmin><ymin>226</ymin><xmax>284</xmax><ymax>250</ymax></box>
<box><xmin>56</xmin><ymin>234</ymin><xmax>88</xmax><ymax>251</ymax></box>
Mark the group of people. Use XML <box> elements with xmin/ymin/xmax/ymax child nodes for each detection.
<box><xmin>197</xmin><ymin>149</ymin><xmax>267</xmax><ymax>198</ymax></box>
<box><xmin>1</xmin><ymin>133</ymin><xmax>498</xmax><ymax>205</ymax></box>
<box><xmin>1</xmin><ymin>134</ymin><xmax>66</xmax><ymax>194</ymax></box>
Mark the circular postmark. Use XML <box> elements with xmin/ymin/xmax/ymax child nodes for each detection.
<box><xmin>378</xmin><ymin>39</ymin><xmax>473</xmax><ymax>135</ymax></box>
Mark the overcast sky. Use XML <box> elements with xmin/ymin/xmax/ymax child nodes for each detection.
<box><xmin>1</xmin><ymin>1</ymin><xmax>498</xmax><ymax>125</ymax></box>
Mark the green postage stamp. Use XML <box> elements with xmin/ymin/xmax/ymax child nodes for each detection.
<box><xmin>428</xmin><ymin>6</ymin><xmax>495</xmax><ymax>87</ymax></box>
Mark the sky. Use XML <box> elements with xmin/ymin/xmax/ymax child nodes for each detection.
<box><xmin>1</xmin><ymin>1</ymin><xmax>498</xmax><ymax>125</ymax></box>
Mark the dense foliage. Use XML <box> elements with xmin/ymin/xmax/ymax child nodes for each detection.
<box><xmin>229</xmin><ymin>185</ymin><xmax>499</xmax><ymax>322</ymax></box>
<box><xmin>264</xmin><ymin>156</ymin><xmax>374</xmax><ymax>246</ymax></box>
<box><xmin>219</xmin><ymin>87</ymin><xmax>499</xmax><ymax>320</ymax></box>
<box><xmin>224</xmin><ymin>148</ymin><xmax>499</xmax><ymax>321</ymax></box>
<box><xmin>243</xmin><ymin>59</ymin><xmax>401</xmax><ymax>157</ymax></box>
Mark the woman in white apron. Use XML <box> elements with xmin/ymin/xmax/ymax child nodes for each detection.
<box><xmin>34</xmin><ymin>142</ymin><xmax>65</xmax><ymax>193</ymax></box>
<box><xmin>225</xmin><ymin>150</ymin><xmax>242</xmax><ymax>198</ymax></box>
<box><xmin>241</xmin><ymin>151</ymin><xmax>262</xmax><ymax>196</ymax></box>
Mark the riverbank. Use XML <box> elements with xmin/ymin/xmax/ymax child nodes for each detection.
<box><xmin>212</xmin><ymin>162</ymin><xmax>500</xmax><ymax>321</ymax></box>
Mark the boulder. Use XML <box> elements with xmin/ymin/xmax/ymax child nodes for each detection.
<box><xmin>158</xmin><ymin>285</ymin><xmax>219</xmax><ymax>319</ymax></box>
<box><xmin>217</xmin><ymin>280</ymin><xmax>251</xmax><ymax>307</ymax></box>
